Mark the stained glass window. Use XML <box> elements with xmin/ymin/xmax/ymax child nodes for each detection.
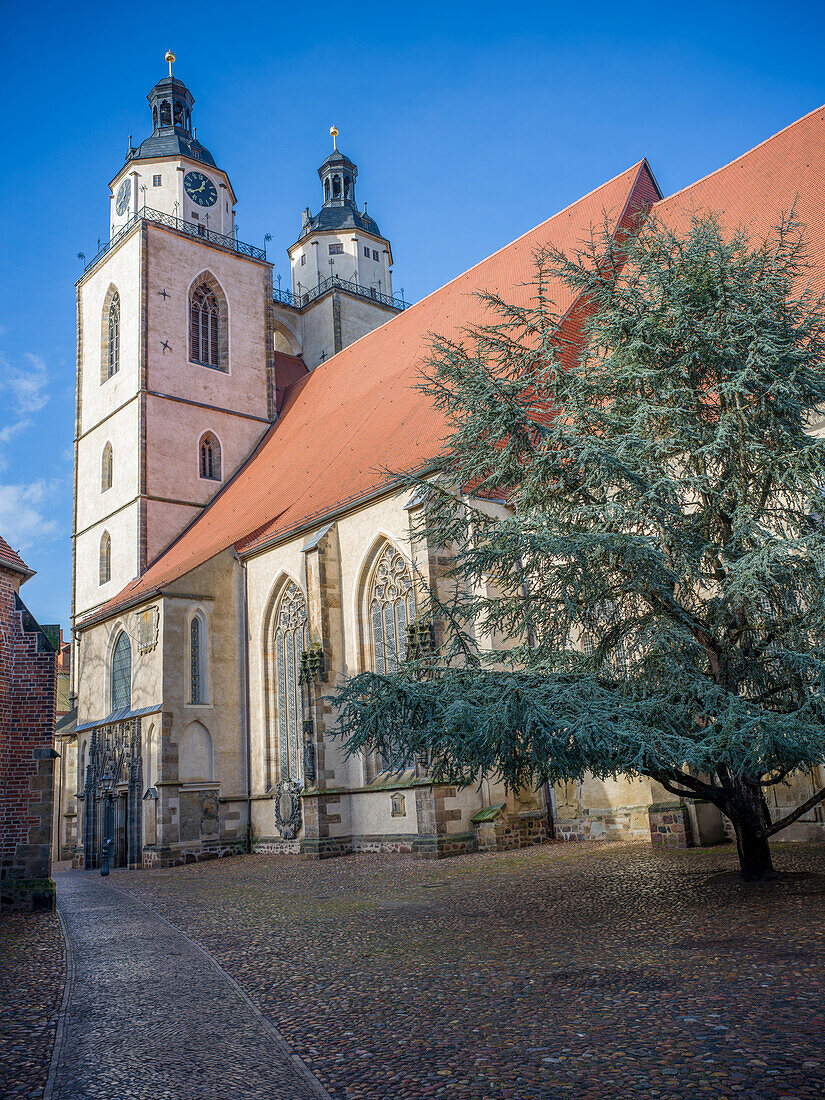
<box><xmin>190</xmin><ymin>284</ymin><xmax>220</xmax><ymax>368</ymax></box>
<box><xmin>370</xmin><ymin>545</ymin><xmax>415</xmax><ymax>675</ymax></box>
<box><xmin>111</xmin><ymin>631</ymin><xmax>131</xmax><ymax>711</ymax></box>
<box><xmin>107</xmin><ymin>292</ymin><xmax>120</xmax><ymax>379</ymax></box>
<box><xmin>369</xmin><ymin>545</ymin><xmax>416</xmax><ymax>772</ymax></box>
<box><xmin>274</xmin><ymin>581</ymin><xmax>307</xmax><ymax>782</ymax></box>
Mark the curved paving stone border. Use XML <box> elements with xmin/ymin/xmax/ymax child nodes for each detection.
<box><xmin>47</xmin><ymin>873</ymin><xmax>329</xmax><ymax>1100</ymax></box>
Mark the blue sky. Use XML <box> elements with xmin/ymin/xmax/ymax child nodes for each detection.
<box><xmin>2</xmin><ymin>0</ymin><xmax>825</xmax><ymax>628</ymax></box>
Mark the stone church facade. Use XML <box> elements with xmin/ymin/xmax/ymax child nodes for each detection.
<box><xmin>59</xmin><ymin>58</ymin><xmax>825</xmax><ymax>869</ymax></box>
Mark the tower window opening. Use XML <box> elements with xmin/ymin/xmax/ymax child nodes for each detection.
<box><xmin>190</xmin><ymin>285</ymin><xmax>220</xmax><ymax>367</ymax></box>
<box><xmin>373</xmin><ymin>249</ymin><xmax>380</xmax><ymax>261</ymax></box>
<box><xmin>364</xmin><ymin>246</ymin><xmax>370</xmax><ymax>258</ymax></box>
<box><xmin>99</xmin><ymin>531</ymin><xmax>111</xmax><ymax>585</ymax></box>
<box><xmin>174</xmin><ymin>100</ymin><xmax>183</xmax><ymax>127</ymax></box>
<box><xmin>152</xmin><ymin>106</ymin><xmax>158</xmax><ymax>129</ymax></box>
<box><xmin>160</xmin><ymin>100</ymin><xmax>171</xmax><ymax>127</ymax></box>
<box><xmin>106</xmin><ymin>291</ymin><xmax>120</xmax><ymax>380</ymax></box>
<box><xmin>301</xmin><ymin>254</ymin><xmax>307</xmax><ymax>266</ymax></box>
<box><xmin>332</xmin><ymin>175</ymin><xmax>341</xmax><ymax>198</ymax></box>
<box><xmin>153</xmin><ymin>174</ymin><xmax>161</xmax><ymax>186</ymax></box>
<box><xmin>199</xmin><ymin>432</ymin><xmax>221</xmax><ymax>481</ymax></box>
<box><xmin>101</xmin><ymin>442</ymin><xmax>113</xmax><ymax>492</ymax></box>
<box><xmin>344</xmin><ymin>175</ymin><xmax>352</xmax><ymax>198</ymax></box>
<box><xmin>324</xmin><ymin>179</ymin><xmax>330</xmax><ymax>202</ymax></box>
<box><xmin>329</xmin><ymin>243</ymin><xmax>343</xmax><ymax>255</ymax></box>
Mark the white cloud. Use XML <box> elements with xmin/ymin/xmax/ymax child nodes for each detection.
<box><xmin>0</xmin><ymin>352</ymin><xmax>50</xmax><ymax>414</ymax></box>
<box><xmin>0</xmin><ymin>481</ymin><xmax>62</xmax><ymax>549</ymax></box>
<box><xmin>0</xmin><ymin>419</ymin><xmax>32</xmax><ymax>445</ymax></box>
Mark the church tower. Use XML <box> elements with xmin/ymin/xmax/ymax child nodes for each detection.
<box><xmin>271</xmin><ymin>127</ymin><xmax>405</xmax><ymax>369</ymax></box>
<box><xmin>72</xmin><ymin>53</ymin><xmax>273</xmax><ymax>630</ymax></box>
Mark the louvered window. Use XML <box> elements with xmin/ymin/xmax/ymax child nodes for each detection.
<box><xmin>190</xmin><ymin>284</ymin><xmax>220</xmax><ymax>368</ymax></box>
<box><xmin>99</xmin><ymin>531</ymin><xmax>111</xmax><ymax>585</ymax></box>
<box><xmin>274</xmin><ymin>581</ymin><xmax>307</xmax><ymax>782</ymax></box>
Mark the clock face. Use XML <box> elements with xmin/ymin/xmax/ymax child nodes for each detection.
<box><xmin>115</xmin><ymin>178</ymin><xmax>131</xmax><ymax>216</ymax></box>
<box><xmin>184</xmin><ymin>171</ymin><xmax>217</xmax><ymax>208</ymax></box>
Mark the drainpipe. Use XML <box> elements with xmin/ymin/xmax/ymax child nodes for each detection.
<box><xmin>236</xmin><ymin>552</ymin><xmax>253</xmax><ymax>853</ymax></box>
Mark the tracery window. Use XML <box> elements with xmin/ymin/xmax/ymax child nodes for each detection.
<box><xmin>101</xmin><ymin>442</ymin><xmax>113</xmax><ymax>492</ymax></box>
<box><xmin>190</xmin><ymin>283</ymin><xmax>220</xmax><ymax>368</ymax></box>
<box><xmin>370</xmin><ymin>544</ymin><xmax>415</xmax><ymax>675</ymax></box>
<box><xmin>199</xmin><ymin>432</ymin><xmax>221</xmax><ymax>480</ymax></box>
<box><xmin>99</xmin><ymin>531</ymin><xmax>111</xmax><ymax>585</ymax></box>
<box><xmin>274</xmin><ymin>581</ymin><xmax>307</xmax><ymax>782</ymax></box>
<box><xmin>189</xmin><ymin>613</ymin><xmax>208</xmax><ymax>704</ymax></box>
<box><xmin>107</xmin><ymin>292</ymin><xmax>120</xmax><ymax>379</ymax></box>
<box><xmin>111</xmin><ymin>631</ymin><xmax>131</xmax><ymax>711</ymax></box>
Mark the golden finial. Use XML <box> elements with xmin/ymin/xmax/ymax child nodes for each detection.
<box><xmin>330</xmin><ymin>125</ymin><xmax>339</xmax><ymax>152</ymax></box>
<box><xmin>165</xmin><ymin>50</ymin><xmax>176</xmax><ymax>77</ymax></box>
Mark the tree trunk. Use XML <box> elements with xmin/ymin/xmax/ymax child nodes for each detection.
<box><xmin>727</xmin><ymin>776</ymin><xmax>775</xmax><ymax>881</ymax></box>
<box><xmin>732</xmin><ymin>820</ymin><xmax>775</xmax><ymax>881</ymax></box>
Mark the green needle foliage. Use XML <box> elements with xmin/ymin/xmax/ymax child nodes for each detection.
<box><xmin>333</xmin><ymin>210</ymin><xmax>825</xmax><ymax>880</ymax></box>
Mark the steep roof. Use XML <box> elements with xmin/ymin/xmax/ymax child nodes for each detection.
<box><xmin>0</xmin><ymin>535</ymin><xmax>32</xmax><ymax>579</ymax></box>
<box><xmin>84</xmin><ymin>158</ymin><xmax>657</xmax><ymax>625</ymax></box>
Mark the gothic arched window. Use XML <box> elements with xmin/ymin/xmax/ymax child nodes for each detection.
<box><xmin>369</xmin><ymin>544</ymin><xmax>415</xmax><ymax>675</ymax></box>
<box><xmin>190</xmin><ymin>283</ymin><xmax>220</xmax><ymax>368</ymax></box>
<box><xmin>106</xmin><ymin>291</ymin><xmax>120</xmax><ymax>380</ymax></box>
<box><xmin>274</xmin><ymin>580</ymin><xmax>307</xmax><ymax>782</ymax></box>
<box><xmin>189</xmin><ymin>613</ymin><xmax>208</xmax><ymax>704</ymax></box>
<box><xmin>199</xmin><ymin>432</ymin><xmax>221</xmax><ymax>480</ymax></box>
<box><xmin>99</xmin><ymin>531</ymin><xmax>111</xmax><ymax>585</ymax></box>
<box><xmin>111</xmin><ymin>631</ymin><xmax>131</xmax><ymax>711</ymax></box>
<box><xmin>101</xmin><ymin>442</ymin><xmax>113</xmax><ymax>492</ymax></box>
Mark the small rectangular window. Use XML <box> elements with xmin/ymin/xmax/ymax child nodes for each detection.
<box><xmin>152</xmin><ymin>174</ymin><xmax>162</xmax><ymax>186</ymax></box>
<box><xmin>329</xmin><ymin>243</ymin><xmax>343</xmax><ymax>255</ymax></box>
<box><xmin>191</xmin><ymin>211</ymin><xmax>199</xmax><ymax>220</ymax></box>
<box><xmin>364</xmin><ymin>246</ymin><xmax>370</xmax><ymax>257</ymax></box>
<box><xmin>301</xmin><ymin>254</ymin><xmax>306</xmax><ymax>266</ymax></box>
<box><xmin>372</xmin><ymin>249</ymin><xmax>380</xmax><ymax>261</ymax></box>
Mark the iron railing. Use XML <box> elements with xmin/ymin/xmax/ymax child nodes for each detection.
<box><xmin>273</xmin><ymin>274</ymin><xmax>408</xmax><ymax>312</ymax></box>
<box><xmin>82</xmin><ymin>207</ymin><xmax>266</xmax><ymax>274</ymax></box>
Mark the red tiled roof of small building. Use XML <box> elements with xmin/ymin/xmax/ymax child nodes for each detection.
<box><xmin>0</xmin><ymin>535</ymin><xmax>31</xmax><ymax>578</ymax></box>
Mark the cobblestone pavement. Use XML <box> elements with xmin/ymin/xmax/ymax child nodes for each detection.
<box><xmin>105</xmin><ymin>842</ymin><xmax>825</xmax><ymax>1100</ymax></box>
<box><xmin>0</xmin><ymin>909</ymin><xmax>64</xmax><ymax>1099</ymax></box>
<box><xmin>47</xmin><ymin>873</ymin><xmax>327</xmax><ymax>1099</ymax></box>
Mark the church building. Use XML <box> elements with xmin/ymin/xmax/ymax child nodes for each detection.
<box><xmin>58</xmin><ymin>56</ymin><xmax>825</xmax><ymax>868</ymax></box>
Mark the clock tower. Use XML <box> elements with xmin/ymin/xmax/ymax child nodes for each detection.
<box><xmin>72</xmin><ymin>54</ymin><xmax>274</xmax><ymax>638</ymax></box>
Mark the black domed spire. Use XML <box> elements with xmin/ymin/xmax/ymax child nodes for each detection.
<box><xmin>299</xmin><ymin>127</ymin><xmax>382</xmax><ymax>239</ymax></box>
<box><xmin>126</xmin><ymin>52</ymin><xmax>216</xmax><ymax>167</ymax></box>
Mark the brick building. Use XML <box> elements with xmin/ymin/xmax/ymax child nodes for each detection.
<box><xmin>0</xmin><ymin>536</ymin><xmax>57</xmax><ymax>911</ymax></box>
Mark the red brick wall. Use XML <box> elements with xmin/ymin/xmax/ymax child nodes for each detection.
<box><xmin>0</xmin><ymin>568</ymin><xmax>57</xmax><ymax>911</ymax></box>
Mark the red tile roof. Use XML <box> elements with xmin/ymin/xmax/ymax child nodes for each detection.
<box><xmin>86</xmin><ymin>160</ymin><xmax>656</xmax><ymax>625</ymax></box>
<box><xmin>0</xmin><ymin>535</ymin><xmax>31</xmax><ymax>578</ymax></box>
<box><xmin>88</xmin><ymin>101</ymin><xmax>825</xmax><ymax>625</ymax></box>
<box><xmin>273</xmin><ymin>352</ymin><xmax>309</xmax><ymax>415</ymax></box>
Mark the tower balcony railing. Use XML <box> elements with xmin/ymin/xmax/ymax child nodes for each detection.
<box><xmin>273</xmin><ymin>274</ymin><xmax>409</xmax><ymax>312</ymax></box>
<box><xmin>81</xmin><ymin>206</ymin><xmax>266</xmax><ymax>275</ymax></box>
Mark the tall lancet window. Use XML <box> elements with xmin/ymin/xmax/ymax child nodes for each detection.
<box><xmin>189</xmin><ymin>613</ymin><xmax>208</xmax><ymax>704</ymax></box>
<box><xmin>99</xmin><ymin>531</ymin><xmax>111</xmax><ymax>585</ymax></box>
<box><xmin>190</xmin><ymin>284</ymin><xmax>220</xmax><ymax>369</ymax></box>
<box><xmin>111</xmin><ymin>631</ymin><xmax>131</xmax><ymax>711</ymax></box>
<box><xmin>101</xmin><ymin>442</ymin><xmax>113</xmax><ymax>492</ymax></box>
<box><xmin>107</xmin><ymin>292</ymin><xmax>120</xmax><ymax>379</ymax></box>
<box><xmin>274</xmin><ymin>581</ymin><xmax>307</xmax><ymax>782</ymax></box>
<box><xmin>370</xmin><ymin>545</ymin><xmax>415</xmax><ymax>675</ymax></box>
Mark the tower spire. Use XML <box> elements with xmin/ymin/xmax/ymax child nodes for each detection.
<box><xmin>165</xmin><ymin>49</ymin><xmax>175</xmax><ymax>78</ymax></box>
<box><xmin>330</xmin><ymin>125</ymin><xmax>339</xmax><ymax>152</ymax></box>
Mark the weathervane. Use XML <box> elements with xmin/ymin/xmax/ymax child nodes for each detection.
<box><xmin>330</xmin><ymin>125</ymin><xmax>339</xmax><ymax>152</ymax></box>
<box><xmin>165</xmin><ymin>49</ymin><xmax>176</xmax><ymax>77</ymax></box>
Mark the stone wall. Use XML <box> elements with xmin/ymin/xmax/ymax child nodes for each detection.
<box><xmin>0</xmin><ymin>571</ymin><xmax>56</xmax><ymax>911</ymax></box>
